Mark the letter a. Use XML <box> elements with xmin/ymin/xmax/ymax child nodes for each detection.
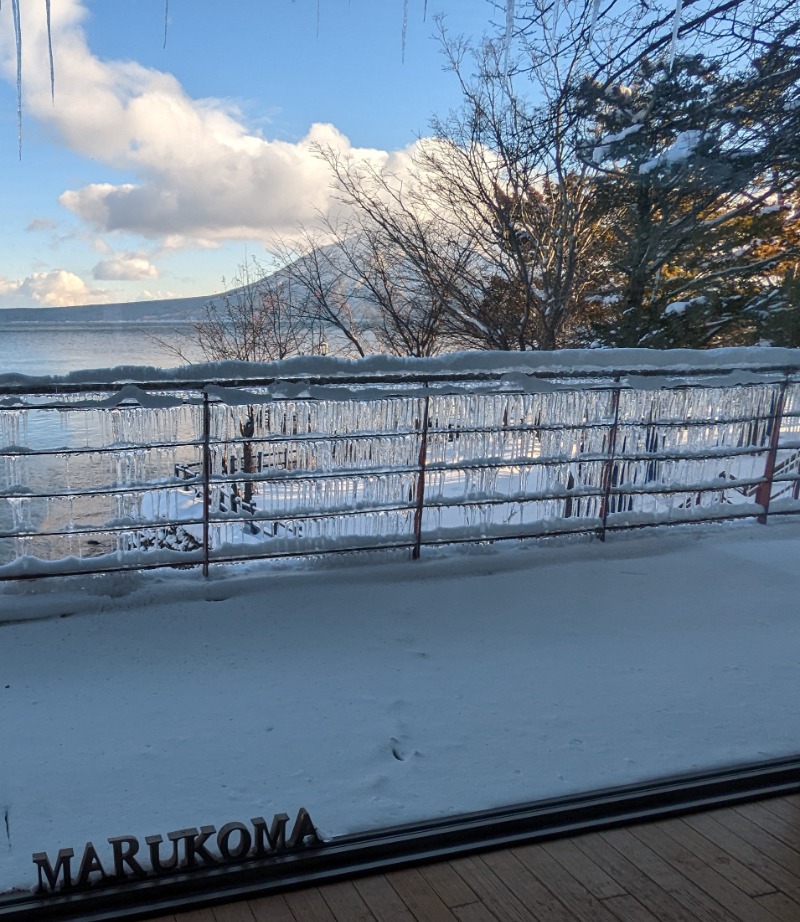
<box><xmin>76</xmin><ymin>842</ymin><xmax>109</xmax><ymax>888</ymax></box>
<box><xmin>287</xmin><ymin>808</ymin><xmax>322</xmax><ymax>849</ymax></box>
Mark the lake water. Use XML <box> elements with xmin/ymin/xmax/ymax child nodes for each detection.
<box><xmin>0</xmin><ymin>322</ymin><xmax>208</xmax><ymax>566</ymax></box>
<box><xmin>0</xmin><ymin>322</ymin><xmax>206</xmax><ymax>377</ymax></box>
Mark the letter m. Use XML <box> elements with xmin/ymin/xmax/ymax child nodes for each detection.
<box><xmin>250</xmin><ymin>814</ymin><xmax>289</xmax><ymax>856</ymax></box>
<box><xmin>32</xmin><ymin>848</ymin><xmax>75</xmax><ymax>892</ymax></box>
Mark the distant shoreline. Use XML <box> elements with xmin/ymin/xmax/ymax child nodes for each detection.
<box><xmin>0</xmin><ymin>320</ymin><xmax>196</xmax><ymax>330</ymax></box>
<box><xmin>0</xmin><ymin>293</ymin><xmax>217</xmax><ymax>326</ymax></box>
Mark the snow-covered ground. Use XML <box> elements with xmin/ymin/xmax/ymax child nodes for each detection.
<box><xmin>1</xmin><ymin>518</ymin><xmax>800</xmax><ymax>893</ymax></box>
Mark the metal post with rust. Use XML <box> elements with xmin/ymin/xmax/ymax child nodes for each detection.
<box><xmin>412</xmin><ymin>390</ymin><xmax>431</xmax><ymax>560</ymax></box>
<box><xmin>598</xmin><ymin>380</ymin><xmax>622</xmax><ymax>542</ymax></box>
<box><xmin>240</xmin><ymin>407</ymin><xmax>255</xmax><ymax>507</ymax></box>
<box><xmin>756</xmin><ymin>378</ymin><xmax>789</xmax><ymax>524</ymax></box>
<box><xmin>202</xmin><ymin>390</ymin><xmax>211</xmax><ymax>576</ymax></box>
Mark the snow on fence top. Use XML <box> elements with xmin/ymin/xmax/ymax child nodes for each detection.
<box><xmin>1</xmin><ymin>347</ymin><xmax>800</xmax><ymax>398</ymax></box>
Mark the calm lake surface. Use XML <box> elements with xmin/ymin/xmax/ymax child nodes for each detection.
<box><xmin>0</xmin><ymin>321</ymin><xmax>210</xmax><ymax>564</ymax></box>
<box><xmin>0</xmin><ymin>322</ymin><xmax>205</xmax><ymax>377</ymax></box>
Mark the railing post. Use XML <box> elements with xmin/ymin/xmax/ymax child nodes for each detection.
<box><xmin>202</xmin><ymin>389</ymin><xmax>211</xmax><ymax>577</ymax></box>
<box><xmin>756</xmin><ymin>378</ymin><xmax>789</xmax><ymax>524</ymax></box>
<box><xmin>598</xmin><ymin>379</ymin><xmax>622</xmax><ymax>542</ymax></box>
<box><xmin>412</xmin><ymin>389</ymin><xmax>430</xmax><ymax>560</ymax></box>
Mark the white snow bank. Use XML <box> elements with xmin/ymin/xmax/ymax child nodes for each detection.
<box><xmin>1</xmin><ymin>519</ymin><xmax>800</xmax><ymax>892</ymax></box>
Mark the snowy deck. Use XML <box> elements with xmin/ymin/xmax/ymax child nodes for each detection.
<box><xmin>2</xmin><ymin>517</ymin><xmax>800</xmax><ymax>903</ymax></box>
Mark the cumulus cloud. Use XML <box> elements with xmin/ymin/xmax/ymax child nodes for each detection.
<box><xmin>0</xmin><ymin>270</ymin><xmax>112</xmax><ymax>307</ymax></box>
<box><xmin>92</xmin><ymin>254</ymin><xmax>160</xmax><ymax>281</ymax></box>
<box><xmin>0</xmin><ymin>1</ymin><xmax>416</xmax><ymax>247</ymax></box>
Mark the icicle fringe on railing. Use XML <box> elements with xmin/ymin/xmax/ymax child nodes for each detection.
<box><xmin>1</xmin><ymin>356</ymin><xmax>799</xmax><ymax>580</ymax></box>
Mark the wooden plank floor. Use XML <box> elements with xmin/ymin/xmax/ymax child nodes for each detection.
<box><xmin>150</xmin><ymin>795</ymin><xmax>800</xmax><ymax>922</ymax></box>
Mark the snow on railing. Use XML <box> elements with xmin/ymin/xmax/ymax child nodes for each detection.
<box><xmin>1</xmin><ymin>349</ymin><xmax>799</xmax><ymax>580</ymax></box>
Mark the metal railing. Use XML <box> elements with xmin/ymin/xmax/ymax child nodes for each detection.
<box><xmin>1</xmin><ymin>354</ymin><xmax>799</xmax><ymax>580</ymax></box>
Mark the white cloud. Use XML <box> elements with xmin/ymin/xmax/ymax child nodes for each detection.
<box><xmin>25</xmin><ymin>218</ymin><xmax>57</xmax><ymax>233</ymax></box>
<box><xmin>0</xmin><ymin>270</ymin><xmax>112</xmax><ymax>307</ymax></box>
<box><xmin>140</xmin><ymin>289</ymin><xmax>181</xmax><ymax>301</ymax></box>
<box><xmin>92</xmin><ymin>254</ymin><xmax>159</xmax><ymax>281</ymax></box>
<box><xmin>1</xmin><ymin>1</ymin><xmax>416</xmax><ymax>247</ymax></box>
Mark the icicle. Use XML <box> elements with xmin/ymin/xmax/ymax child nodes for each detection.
<box><xmin>45</xmin><ymin>0</ymin><xmax>54</xmax><ymax>101</ymax></box>
<box><xmin>401</xmin><ymin>0</ymin><xmax>408</xmax><ymax>63</ymax></box>
<box><xmin>317</xmin><ymin>0</ymin><xmax>321</xmax><ymax>39</ymax></box>
<box><xmin>667</xmin><ymin>0</ymin><xmax>684</xmax><ymax>72</ymax></box>
<box><xmin>12</xmin><ymin>0</ymin><xmax>21</xmax><ymax>158</ymax></box>
<box><xmin>163</xmin><ymin>0</ymin><xmax>169</xmax><ymax>49</ymax></box>
<box><xmin>423</xmin><ymin>0</ymin><xmax>428</xmax><ymax>21</ymax></box>
<box><xmin>503</xmin><ymin>0</ymin><xmax>515</xmax><ymax>74</ymax></box>
<box><xmin>587</xmin><ymin>0</ymin><xmax>601</xmax><ymax>43</ymax></box>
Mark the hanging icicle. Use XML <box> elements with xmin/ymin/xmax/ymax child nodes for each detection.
<box><xmin>45</xmin><ymin>0</ymin><xmax>54</xmax><ymax>101</ymax></box>
<box><xmin>163</xmin><ymin>0</ymin><xmax>169</xmax><ymax>49</ymax></box>
<box><xmin>423</xmin><ymin>0</ymin><xmax>428</xmax><ymax>22</ymax></box>
<box><xmin>401</xmin><ymin>0</ymin><xmax>409</xmax><ymax>64</ymax></box>
<box><xmin>11</xmin><ymin>0</ymin><xmax>21</xmax><ymax>158</ymax></box>
<box><xmin>503</xmin><ymin>0</ymin><xmax>515</xmax><ymax>74</ymax></box>
<box><xmin>317</xmin><ymin>0</ymin><xmax>321</xmax><ymax>39</ymax></box>
<box><xmin>587</xmin><ymin>0</ymin><xmax>601</xmax><ymax>44</ymax></box>
<box><xmin>667</xmin><ymin>0</ymin><xmax>684</xmax><ymax>71</ymax></box>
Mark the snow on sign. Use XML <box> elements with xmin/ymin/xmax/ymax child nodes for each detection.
<box><xmin>32</xmin><ymin>808</ymin><xmax>320</xmax><ymax>894</ymax></box>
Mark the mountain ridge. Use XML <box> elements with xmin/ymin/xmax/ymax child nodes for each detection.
<box><xmin>0</xmin><ymin>292</ymin><xmax>221</xmax><ymax>325</ymax></box>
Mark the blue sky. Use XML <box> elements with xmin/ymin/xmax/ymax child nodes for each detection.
<box><xmin>0</xmin><ymin>1</ymin><xmax>498</xmax><ymax>308</ymax></box>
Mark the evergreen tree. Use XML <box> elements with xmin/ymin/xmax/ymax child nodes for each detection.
<box><xmin>577</xmin><ymin>38</ymin><xmax>800</xmax><ymax>347</ymax></box>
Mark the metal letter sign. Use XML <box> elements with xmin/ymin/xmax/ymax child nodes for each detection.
<box><xmin>32</xmin><ymin>808</ymin><xmax>321</xmax><ymax>893</ymax></box>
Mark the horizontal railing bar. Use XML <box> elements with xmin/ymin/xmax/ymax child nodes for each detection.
<box><xmin>0</xmin><ymin>555</ymin><xmax>207</xmax><ymax>583</ymax></box>
<box><xmin>0</xmin><ymin>520</ymin><xmax>205</xmax><ymax>541</ymax></box>
<box><xmin>425</xmin><ymin>445</ymin><xmax>771</xmax><ymax>471</ymax></box>
<box><xmin>436</xmin><ymin>473</ymin><xmax>798</xmax><ymax>506</ymax></box>
<box><xmin>210</xmin><ymin>444</ymin><xmax>796</xmax><ymax>482</ymax></box>
<box><xmin>0</xmin><ymin>541</ymin><xmax>419</xmax><ymax>581</ymax></box>
<box><xmin>0</xmin><ymin>439</ymin><xmax>203</xmax><ymax>459</ymax></box>
<box><xmin>418</xmin><ymin>509</ymin><xmax>763</xmax><ymax>548</ymax></box>
<box><xmin>0</xmin><ymin>466</ymin><xmax>424</xmax><ymax>499</ymax></box>
<box><xmin>4</xmin><ymin>446</ymin><xmax>796</xmax><ymax>503</ymax></box>
<box><xmin>1</xmin><ymin>363</ymin><xmax>798</xmax><ymax>400</ymax></box>
<box><xmin>0</xmin><ymin>503</ymin><xmax>420</xmax><ymax>540</ymax></box>
<box><xmin>0</xmin><ymin>480</ymin><xmax>203</xmax><ymax>501</ymax></box>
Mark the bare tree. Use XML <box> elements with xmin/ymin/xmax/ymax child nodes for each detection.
<box><xmin>315</xmin><ymin>19</ymin><xmax>613</xmax><ymax>352</ymax></box>
<box><xmin>312</xmin><ymin>0</ymin><xmax>799</xmax><ymax>352</ymax></box>
<box><xmin>160</xmin><ymin>258</ymin><xmax>326</xmax><ymax>365</ymax></box>
<box><xmin>270</xmin><ymin>229</ymin><xmax>371</xmax><ymax>359</ymax></box>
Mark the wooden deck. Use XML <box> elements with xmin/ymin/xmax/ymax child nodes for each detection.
<box><xmin>148</xmin><ymin>794</ymin><xmax>800</xmax><ymax>922</ymax></box>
